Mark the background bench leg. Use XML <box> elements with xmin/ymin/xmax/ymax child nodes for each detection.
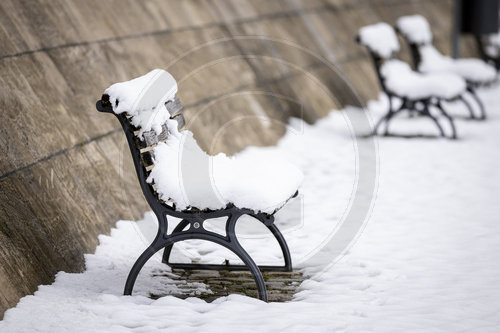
<box><xmin>383</xmin><ymin>106</ymin><xmax>407</xmax><ymax>135</ymax></box>
<box><xmin>458</xmin><ymin>95</ymin><xmax>476</xmax><ymax>119</ymax></box>
<box><xmin>435</xmin><ymin>102</ymin><xmax>457</xmax><ymax>139</ymax></box>
<box><xmin>422</xmin><ymin>104</ymin><xmax>445</xmax><ymax>138</ymax></box>
<box><xmin>467</xmin><ymin>87</ymin><xmax>487</xmax><ymax>120</ymax></box>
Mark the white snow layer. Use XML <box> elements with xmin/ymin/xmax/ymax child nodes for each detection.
<box><xmin>419</xmin><ymin>45</ymin><xmax>497</xmax><ymax>84</ymax></box>
<box><xmin>381</xmin><ymin>59</ymin><xmax>466</xmax><ymax>99</ymax></box>
<box><xmin>106</xmin><ymin>70</ymin><xmax>303</xmax><ymax>213</ymax></box>
<box><xmin>104</xmin><ymin>69</ymin><xmax>178</xmax><ymax>136</ymax></box>
<box><xmin>358</xmin><ymin>22</ymin><xmax>400</xmax><ymax>59</ymax></box>
<box><xmin>2</xmin><ymin>85</ymin><xmax>500</xmax><ymax>332</ymax></box>
<box><xmin>396</xmin><ymin>15</ymin><xmax>433</xmax><ymax>45</ymax></box>
<box><xmin>395</xmin><ymin>15</ymin><xmax>498</xmax><ymax>84</ymax></box>
<box><xmin>148</xmin><ymin>119</ymin><xmax>303</xmax><ymax>213</ymax></box>
<box><xmin>485</xmin><ymin>32</ymin><xmax>500</xmax><ymax>57</ymax></box>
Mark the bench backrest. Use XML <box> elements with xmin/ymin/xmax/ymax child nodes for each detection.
<box><xmin>396</xmin><ymin>15</ymin><xmax>433</xmax><ymax>69</ymax></box>
<box><xmin>357</xmin><ymin>22</ymin><xmax>400</xmax><ymax>60</ymax></box>
<box><xmin>474</xmin><ymin>33</ymin><xmax>500</xmax><ymax>70</ymax></box>
<box><xmin>97</xmin><ymin>93</ymin><xmax>186</xmax><ymax>210</ymax></box>
<box><xmin>357</xmin><ymin>23</ymin><xmax>400</xmax><ymax>93</ymax></box>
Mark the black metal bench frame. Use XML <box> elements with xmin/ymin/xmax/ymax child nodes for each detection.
<box><xmin>398</xmin><ymin>30</ymin><xmax>488</xmax><ymax>120</ymax></box>
<box><xmin>357</xmin><ymin>37</ymin><xmax>458</xmax><ymax>139</ymax></box>
<box><xmin>96</xmin><ymin>94</ymin><xmax>293</xmax><ymax>302</ymax></box>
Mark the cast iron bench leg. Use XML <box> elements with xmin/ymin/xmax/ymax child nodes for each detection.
<box><xmin>422</xmin><ymin>103</ymin><xmax>445</xmax><ymax>138</ymax></box>
<box><xmin>458</xmin><ymin>95</ymin><xmax>476</xmax><ymax>119</ymax></box>
<box><xmin>435</xmin><ymin>101</ymin><xmax>457</xmax><ymax>139</ymax></box>
<box><xmin>124</xmin><ymin>240</ymin><xmax>165</xmax><ymax>296</ymax></box>
<box><xmin>162</xmin><ymin>219</ymin><xmax>190</xmax><ymax>264</ymax></box>
<box><xmin>266</xmin><ymin>224</ymin><xmax>292</xmax><ymax>271</ymax></box>
<box><xmin>383</xmin><ymin>101</ymin><xmax>408</xmax><ymax>136</ymax></box>
<box><xmin>162</xmin><ymin>218</ymin><xmax>292</xmax><ymax>272</ymax></box>
<box><xmin>125</xmin><ymin>214</ymin><xmax>268</xmax><ymax>301</ymax></box>
<box><xmin>373</xmin><ymin>95</ymin><xmax>394</xmax><ymax>136</ymax></box>
<box><xmin>467</xmin><ymin>86</ymin><xmax>487</xmax><ymax>120</ymax></box>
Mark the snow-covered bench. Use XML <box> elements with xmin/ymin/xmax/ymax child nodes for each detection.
<box><xmin>357</xmin><ymin>23</ymin><xmax>466</xmax><ymax>138</ymax></box>
<box><xmin>396</xmin><ymin>15</ymin><xmax>497</xmax><ymax>120</ymax></box>
<box><xmin>96</xmin><ymin>69</ymin><xmax>303</xmax><ymax>302</ymax></box>
<box><xmin>474</xmin><ymin>32</ymin><xmax>500</xmax><ymax>71</ymax></box>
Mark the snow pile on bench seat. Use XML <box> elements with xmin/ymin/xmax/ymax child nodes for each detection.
<box><xmin>381</xmin><ymin>60</ymin><xmax>465</xmax><ymax>100</ymax></box>
<box><xmin>358</xmin><ymin>23</ymin><xmax>399</xmax><ymax>59</ymax></box>
<box><xmin>396</xmin><ymin>15</ymin><xmax>433</xmax><ymax>45</ymax></box>
<box><xmin>419</xmin><ymin>45</ymin><xmax>497</xmax><ymax>84</ymax></box>
<box><xmin>105</xmin><ymin>69</ymin><xmax>303</xmax><ymax>214</ymax></box>
<box><xmin>148</xmin><ymin>116</ymin><xmax>303</xmax><ymax>213</ymax></box>
<box><xmin>105</xmin><ymin>69</ymin><xmax>178</xmax><ymax>136</ymax></box>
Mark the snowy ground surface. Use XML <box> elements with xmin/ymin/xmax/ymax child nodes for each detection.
<box><xmin>2</xmin><ymin>84</ymin><xmax>500</xmax><ymax>332</ymax></box>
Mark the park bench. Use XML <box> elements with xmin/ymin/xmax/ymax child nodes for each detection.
<box><xmin>357</xmin><ymin>22</ymin><xmax>466</xmax><ymax>139</ymax></box>
<box><xmin>474</xmin><ymin>32</ymin><xmax>500</xmax><ymax>71</ymax></box>
<box><xmin>396</xmin><ymin>15</ymin><xmax>497</xmax><ymax>120</ymax></box>
<box><xmin>96</xmin><ymin>69</ymin><xmax>303</xmax><ymax>302</ymax></box>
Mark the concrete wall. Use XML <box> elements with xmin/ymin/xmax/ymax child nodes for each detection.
<box><xmin>1</xmin><ymin>0</ymin><xmax>472</xmax><ymax>318</ymax></box>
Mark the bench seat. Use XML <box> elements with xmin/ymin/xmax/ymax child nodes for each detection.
<box><xmin>149</xmin><ymin>125</ymin><xmax>303</xmax><ymax>214</ymax></box>
<box><xmin>357</xmin><ymin>22</ymin><xmax>466</xmax><ymax>138</ymax></box>
<box><xmin>381</xmin><ymin>59</ymin><xmax>465</xmax><ymax>100</ymax></box>
<box><xmin>418</xmin><ymin>46</ymin><xmax>497</xmax><ymax>85</ymax></box>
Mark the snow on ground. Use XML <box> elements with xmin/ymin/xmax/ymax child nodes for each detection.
<box><xmin>2</xmin><ymin>84</ymin><xmax>500</xmax><ymax>332</ymax></box>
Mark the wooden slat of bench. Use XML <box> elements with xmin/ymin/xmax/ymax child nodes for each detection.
<box><xmin>134</xmin><ymin>117</ymin><xmax>184</xmax><ymax>146</ymax></box>
<box><xmin>173</xmin><ymin>114</ymin><xmax>185</xmax><ymax>130</ymax></box>
<box><xmin>140</xmin><ymin>144</ymin><xmax>156</xmax><ymax>153</ymax></box>
<box><xmin>166</xmin><ymin>97</ymin><xmax>183</xmax><ymax>117</ymax></box>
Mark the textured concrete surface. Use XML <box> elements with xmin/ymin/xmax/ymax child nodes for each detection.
<box><xmin>0</xmin><ymin>0</ymin><xmax>472</xmax><ymax>318</ymax></box>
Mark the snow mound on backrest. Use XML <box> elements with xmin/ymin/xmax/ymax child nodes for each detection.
<box><xmin>359</xmin><ymin>23</ymin><xmax>400</xmax><ymax>59</ymax></box>
<box><xmin>104</xmin><ymin>69</ymin><xmax>178</xmax><ymax>136</ymax></box>
<box><xmin>397</xmin><ymin>15</ymin><xmax>433</xmax><ymax>45</ymax></box>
